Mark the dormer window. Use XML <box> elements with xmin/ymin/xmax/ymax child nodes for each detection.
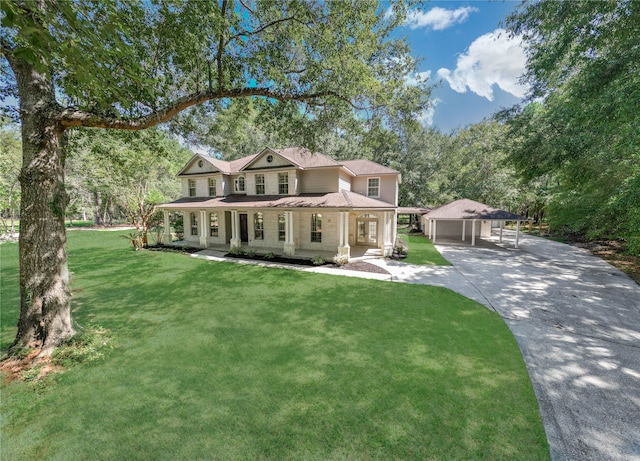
<box><xmin>208</xmin><ymin>178</ymin><xmax>216</xmax><ymax>196</ymax></box>
<box><xmin>234</xmin><ymin>176</ymin><xmax>245</xmax><ymax>193</ymax></box>
<box><xmin>188</xmin><ymin>179</ymin><xmax>196</xmax><ymax>197</ymax></box>
<box><xmin>367</xmin><ymin>177</ymin><xmax>380</xmax><ymax>198</ymax></box>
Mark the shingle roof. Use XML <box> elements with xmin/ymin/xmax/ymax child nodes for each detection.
<box><xmin>270</xmin><ymin>147</ymin><xmax>341</xmax><ymax>169</ymax></box>
<box><xmin>424</xmin><ymin>199</ymin><xmax>527</xmax><ymax>221</ymax></box>
<box><xmin>341</xmin><ymin>159</ymin><xmax>400</xmax><ymax>175</ymax></box>
<box><xmin>159</xmin><ymin>191</ymin><xmax>395</xmax><ymax>210</ymax></box>
<box><xmin>398</xmin><ymin>207</ymin><xmax>431</xmax><ymax>215</ymax></box>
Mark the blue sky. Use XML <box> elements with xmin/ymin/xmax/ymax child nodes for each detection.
<box><xmin>392</xmin><ymin>1</ymin><xmax>527</xmax><ymax>132</ymax></box>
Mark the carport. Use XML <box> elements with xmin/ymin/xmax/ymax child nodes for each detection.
<box><xmin>422</xmin><ymin>199</ymin><xmax>529</xmax><ymax>248</ymax></box>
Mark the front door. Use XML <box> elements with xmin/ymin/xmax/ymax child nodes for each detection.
<box><xmin>239</xmin><ymin>213</ymin><xmax>249</xmax><ymax>242</ymax></box>
<box><xmin>356</xmin><ymin>217</ymin><xmax>378</xmax><ymax>245</ymax></box>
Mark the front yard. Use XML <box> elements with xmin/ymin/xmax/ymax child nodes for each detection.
<box><xmin>1</xmin><ymin>231</ymin><xmax>548</xmax><ymax>460</ymax></box>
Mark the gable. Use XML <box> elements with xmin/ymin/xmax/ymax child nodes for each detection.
<box><xmin>242</xmin><ymin>148</ymin><xmax>295</xmax><ymax>170</ymax></box>
<box><xmin>177</xmin><ymin>154</ymin><xmax>222</xmax><ymax>176</ymax></box>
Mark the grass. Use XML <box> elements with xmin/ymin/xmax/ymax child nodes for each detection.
<box><xmin>1</xmin><ymin>231</ymin><xmax>548</xmax><ymax>460</ymax></box>
<box><xmin>399</xmin><ymin>230</ymin><xmax>452</xmax><ymax>266</ymax></box>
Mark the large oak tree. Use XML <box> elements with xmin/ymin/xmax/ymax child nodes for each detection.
<box><xmin>1</xmin><ymin>0</ymin><xmax>429</xmax><ymax>354</ymax></box>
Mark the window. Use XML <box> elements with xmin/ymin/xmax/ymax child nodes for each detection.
<box><xmin>266</xmin><ymin>154</ymin><xmax>274</xmax><ymax>163</ymax></box>
<box><xmin>278</xmin><ymin>172</ymin><xmax>289</xmax><ymax>195</ymax></box>
<box><xmin>367</xmin><ymin>177</ymin><xmax>380</xmax><ymax>197</ymax></box>
<box><xmin>254</xmin><ymin>212</ymin><xmax>264</xmax><ymax>240</ymax></box>
<box><xmin>190</xmin><ymin>212</ymin><xmax>198</xmax><ymax>236</ymax></box>
<box><xmin>278</xmin><ymin>213</ymin><xmax>286</xmax><ymax>241</ymax></box>
<box><xmin>208</xmin><ymin>178</ymin><xmax>216</xmax><ymax>196</ymax></box>
<box><xmin>188</xmin><ymin>179</ymin><xmax>196</xmax><ymax>197</ymax></box>
<box><xmin>234</xmin><ymin>176</ymin><xmax>245</xmax><ymax>192</ymax></box>
<box><xmin>209</xmin><ymin>212</ymin><xmax>219</xmax><ymax>237</ymax></box>
<box><xmin>255</xmin><ymin>174</ymin><xmax>265</xmax><ymax>195</ymax></box>
<box><xmin>311</xmin><ymin>213</ymin><xmax>322</xmax><ymax>242</ymax></box>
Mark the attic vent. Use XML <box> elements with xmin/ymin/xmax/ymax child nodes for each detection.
<box><xmin>266</xmin><ymin>154</ymin><xmax>274</xmax><ymax>163</ymax></box>
<box><xmin>198</xmin><ymin>159</ymin><xmax>204</xmax><ymax>168</ymax></box>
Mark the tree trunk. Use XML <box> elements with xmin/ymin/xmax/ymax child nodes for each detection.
<box><xmin>93</xmin><ymin>191</ymin><xmax>103</xmax><ymax>225</ymax></box>
<box><xmin>10</xmin><ymin>58</ymin><xmax>74</xmax><ymax>354</ymax></box>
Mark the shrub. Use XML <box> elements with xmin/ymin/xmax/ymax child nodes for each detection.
<box><xmin>263</xmin><ymin>252</ymin><xmax>276</xmax><ymax>260</ymax></box>
<box><xmin>311</xmin><ymin>255</ymin><xmax>326</xmax><ymax>265</ymax></box>
<box><xmin>229</xmin><ymin>246</ymin><xmax>246</xmax><ymax>255</ymax></box>
<box><xmin>245</xmin><ymin>248</ymin><xmax>257</xmax><ymax>257</ymax></box>
<box><xmin>333</xmin><ymin>254</ymin><xmax>349</xmax><ymax>266</ymax></box>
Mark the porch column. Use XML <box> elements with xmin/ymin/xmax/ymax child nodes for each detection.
<box><xmin>499</xmin><ymin>221</ymin><xmax>504</xmax><ymax>243</ymax></box>
<box><xmin>199</xmin><ymin>210</ymin><xmax>208</xmax><ymax>248</ymax></box>
<box><xmin>163</xmin><ymin>209</ymin><xmax>172</xmax><ymax>245</ymax></box>
<box><xmin>432</xmin><ymin>220</ymin><xmax>437</xmax><ymax>244</ymax></box>
<box><xmin>230</xmin><ymin>210</ymin><xmax>241</xmax><ymax>249</ymax></box>
<box><xmin>427</xmin><ymin>219</ymin><xmax>431</xmax><ymax>239</ymax></box>
<box><xmin>471</xmin><ymin>219</ymin><xmax>477</xmax><ymax>246</ymax></box>
<box><xmin>515</xmin><ymin>220</ymin><xmax>521</xmax><ymax>249</ymax></box>
<box><xmin>462</xmin><ymin>220</ymin><xmax>466</xmax><ymax>241</ymax></box>
<box><xmin>284</xmin><ymin>210</ymin><xmax>295</xmax><ymax>256</ymax></box>
<box><xmin>382</xmin><ymin>211</ymin><xmax>394</xmax><ymax>257</ymax></box>
<box><xmin>337</xmin><ymin>211</ymin><xmax>350</xmax><ymax>259</ymax></box>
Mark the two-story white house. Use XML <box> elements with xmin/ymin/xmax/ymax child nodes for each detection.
<box><xmin>158</xmin><ymin>147</ymin><xmax>400</xmax><ymax>260</ymax></box>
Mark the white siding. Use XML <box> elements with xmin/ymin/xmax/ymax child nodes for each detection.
<box><xmin>300</xmin><ymin>169</ymin><xmax>339</xmax><ymax>193</ymax></box>
<box><xmin>350</xmin><ymin>175</ymin><xmax>397</xmax><ymax>205</ymax></box>
<box><xmin>338</xmin><ymin>171</ymin><xmax>352</xmax><ymax>191</ymax></box>
<box><xmin>247</xmin><ymin>152</ymin><xmax>294</xmax><ymax>169</ymax></box>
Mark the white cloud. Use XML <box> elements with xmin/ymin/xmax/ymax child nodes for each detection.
<box><xmin>436</xmin><ymin>29</ymin><xmax>528</xmax><ymax>101</ymax></box>
<box><xmin>405</xmin><ymin>70</ymin><xmax>431</xmax><ymax>87</ymax></box>
<box><xmin>406</xmin><ymin>6</ymin><xmax>478</xmax><ymax>31</ymax></box>
<box><xmin>417</xmin><ymin>99</ymin><xmax>440</xmax><ymax>127</ymax></box>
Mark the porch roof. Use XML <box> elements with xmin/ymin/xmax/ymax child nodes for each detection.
<box><xmin>159</xmin><ymin>191</ymin><xmax>396</xmax><ymax>211</ymax></box>
<box><xmin>424</xmin><ymin>199</ymin><xmax>527</xmax><ymax>221</ymax></box>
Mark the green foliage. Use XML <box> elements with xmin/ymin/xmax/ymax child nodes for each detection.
<box><xmin>311</xmin><ymin>255</ymin><xmax>326</xmax><ymax>265</ymax></box>
<box><xmin>0</xmin><ymin>231</ymin><xmax>549</xmax><ymax>459</ymax></box>
<box><xmin>502</xmin><ymin>2</ymin><xmax>640</xmax><ymax>252</ymax></box>
<box><xmin>263</xmin><ymin>252</ymin><xmax>276</xmax><ymax>260</ymax></box>
<box><xmin>0</xmin><ymin>118</ymin><xmax>21</xmax><ymax>234</ymax></box>
<box><xmin>229</xmin><ymin>246</ymin><xmax>246</xmax><ymax>256</ymax></box>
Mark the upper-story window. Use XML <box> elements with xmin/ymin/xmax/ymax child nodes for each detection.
<box><xmin>188</xmin><ymin>179</ymin><xmax>196</xmax><ymax>197</ymax></box>
<box><xmin>278</xmin><ymin>172</ymin><xmax>289</xmax><ymax>195</ymax></box>
<box><xmin>255</xmin><ymin>174</ymin><xmax>265</xmax><ymax>195</ymax></box>
<box><xmin>254</xmin><ymin>212</ymin><xmax>264</xmax><ymax>240</ymax></box>
<box><xmin>310</xmin><ymin>213</ymin><xmax>322</xmax><ymax>242</ymax></box>
<box><xmin>208</xmin><ymin>178</ymin><xmax>216</xmax><ymax>196</ymax></box>
<box><xmin>234</xmin><ymin>176</ymin><xmax>245</xmax><ymax>193</ymax></box>
<box><xmin>367</xmin><ymin>177</ymin><xmax>380</xmax><ymax>197</ymax></box>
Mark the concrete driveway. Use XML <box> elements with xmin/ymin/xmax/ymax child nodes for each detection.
<box><xmin>377</xmin><ymin>232</ymin><xmax>640</xmax><ymax>461</ymax></box>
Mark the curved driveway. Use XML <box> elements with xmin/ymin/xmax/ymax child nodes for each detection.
<box><xmin>373</xmin><ymin>232</ymin><xmax>640</xmax><ymax>461</ymax></box>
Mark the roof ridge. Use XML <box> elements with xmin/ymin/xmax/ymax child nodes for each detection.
<box><xmin>342</xmin><ymin>190</ymin><xmax>354</xmax><ymax>207</ymax></box>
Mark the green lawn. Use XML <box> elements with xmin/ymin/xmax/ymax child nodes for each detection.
<box><xmin>400</xmin><ymin>232</ymin><xmax>452</xmax><ymax>266</ymax></box>
<box><xmin>1</xmin><ymin>232</ymin><xmax>548</xmax><ymax>460</ymax></box>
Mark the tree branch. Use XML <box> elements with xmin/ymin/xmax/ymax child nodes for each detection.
<box><xmin>57</xmin><ymin>87</ymin><xmax>365</xmax><ymax>130</ymax></box>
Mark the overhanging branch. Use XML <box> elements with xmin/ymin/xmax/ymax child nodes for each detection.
<box><xmin>57</xmin><ymin>87</ymin><xmax>367</xmax><ymax>130</ymax></box>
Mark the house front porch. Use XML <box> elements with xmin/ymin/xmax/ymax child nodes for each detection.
<box><xmin>164</xmin><ymin>239</ymin><xmax>383</xmax><ymax>262</ymax></box>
